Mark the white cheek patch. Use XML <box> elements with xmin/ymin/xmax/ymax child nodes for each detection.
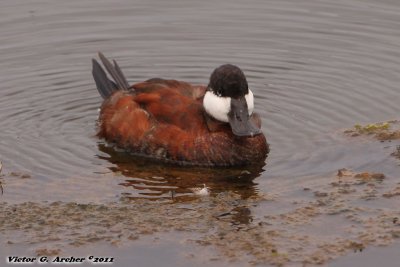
<box><xmin>203</xmin><ymin>89</ymin><xmax>255</xmax><ymax>122</ymax></box>
<box><xmin>245</xmin><ymin>90</ymin><xmax>254</xmax><ymax>115</ymax></box>
<box><xmin>203</xmin><ymin>91</ymin><xmax>231</xmax><ymax>122</ymax></box>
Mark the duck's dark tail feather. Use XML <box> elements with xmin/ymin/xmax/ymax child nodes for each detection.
<box><xmin>92</xmin><ymin>52</ymin><xmax>130</xmax><ymax>99</ymax></box>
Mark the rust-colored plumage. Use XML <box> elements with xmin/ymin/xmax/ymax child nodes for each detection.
<box><xmin>93</xmin><ymin>53</ymin><xmax>269</xmax><ymax>166</ymax></box>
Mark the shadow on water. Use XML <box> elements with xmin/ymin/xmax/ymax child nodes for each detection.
<box><xmin>97</xmin><ymin>143</ymin><xmax>266</xmax><ymax>201</ymax></box>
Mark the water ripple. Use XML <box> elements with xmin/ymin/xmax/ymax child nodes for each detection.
<box><xmin>0</xmin><ymin>0</ymin><xmax>399</xmax><ymax>201</ymax></box>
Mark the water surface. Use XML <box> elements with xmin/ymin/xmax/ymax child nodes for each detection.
<box><xmin>1</xmin><ymin>0</ymin><xmax>400</xmax><ymax>266</ymax></box>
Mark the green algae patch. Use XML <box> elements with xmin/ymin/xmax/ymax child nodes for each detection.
<box><xmin>354</xmin><ymin>122</ymin><xmax>390</xmax><ymax>133</ymax></box>
<box><xmin>344</xmin><ymin>120</ymin><xmax>400</xmax><ymax>161</ymax></box>
<box><xmin>345</xmin><ymin>120</ymin><xmax>400</xmax><ymax>141</ymax></box>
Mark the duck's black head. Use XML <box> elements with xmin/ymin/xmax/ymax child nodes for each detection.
<box><xmin>203</xmin><ymin>64</ymin><xmax>262</xmax><ymax>137</ymax></box>
<box><xmin>208</xmin><ymin>64</ymin><xmax>249</xmax><ymax>98</ymax></box>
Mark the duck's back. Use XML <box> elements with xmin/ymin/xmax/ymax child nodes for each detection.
<box><xmin>132</xmin><ymin>78</ymin><xmax>208</xmax><ymax>132</ymax></box>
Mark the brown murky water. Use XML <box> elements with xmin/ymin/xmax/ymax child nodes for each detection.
<box><xmin>1</xmin><ymin>0</ymin><xmax>400</xmax><ymax>266</ymax></box>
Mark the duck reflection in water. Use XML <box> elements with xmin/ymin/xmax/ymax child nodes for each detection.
<box><xmin>97</xmin><ymin>143</ymin><xmax>266</xmax><ymax>202</ymax></box>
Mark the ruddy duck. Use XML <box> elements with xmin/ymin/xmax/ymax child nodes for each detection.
<box><xmin>92</xmin><ymin>53</ymin><xmax>269</xmax><ymax>166</ymax></box>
